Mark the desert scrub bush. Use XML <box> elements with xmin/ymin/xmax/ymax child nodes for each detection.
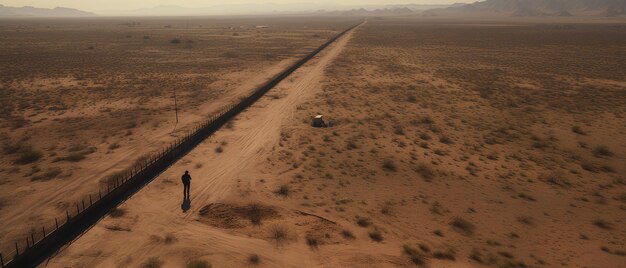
<box><xmin>109</xmin><ymin>207</ymin><xmax>126</xmax><ymax>218</ymax></box>
<box><xmin>15</xmin><ymin>147</ymin><xmax>43</xmax><ymax>164</ymax></box>
<box><xmin>429</xmin><ymin>202</ymin><xmax>443</xmax><ymax>215</ymax></box>
<box><xmin>498</xmin><ymin>251</ymin><xmax>514</xmax><ymax>259</ymax></box>
<box><xmin>245</xmin><ymin>203</ymin><xmax>264</xmax><ymax>225</ymax></box>
<box><xmin>170</xmin><ymin>38</ymin><xmax>181</xmax><ymax>44</ymax></box>
<box><xmin>369</xmin><ymin>228</ymin><xmax>383</xmax><ymax>242</ymax></box>
<box><xmin>269</xmin><ymin>224</ymin><xmax>290</xmax><ymax>243</ymax></box>
<box><xmin>215</xmin><ymin>146</ymin><xmax>223</xmax><ymax>153</ymax></box>
<box><xmin>394</xmin><ymin>126</ymin><xmax>404</xmax><ymax>135</ymax></box>
<box><xmin>356</xmin><ymin>216</ymin><xmax>371</xmax><ymax>227</ymax></box>
<box><xmin>517</xmin><ymin>192</ymin><xmax>536</xmax><ymax>202</ymax></box>
<box><xmin>532</xmin><ymin>140</ymin><xmax>548</xmax><ymax>149</ymax></box>
<box><xmin>142</xmin><ymin>257</ymin><xmax>163</xmax><ymax>268</ymax></box>
<box><xmin>186</xmin><ymin>260</ymin><xmax>211</xmax><ymax>268</ymax></box>
<box><xmin>419</xmin><ymin>116</ymin><xmax>433</xmax><ymax>124</ymax></box>
<box><xmin>275</xmin><ymin>184</ymin><xmax>289</xmax><ymax>197</ymax></box>
<box><xmin>439</xmin><ymin>136</ymin><xmax>453</xmax><ymax>144</ymax></box>
<box><xmin>3</xmin><ymin>140</ymin><xmax>24</xmax><ymax>154</ymax></box>
<box><xmin>382</xmin><ymin>159</ymin><xmax>397</xmax><ymax>171</ymax></box>
<box><xmin>31</xmin><ymin>167</ymin><xmax>62</xmax><ymax>181</ymax></box>
<box><xmin>593</xmin><ymin>219</ymin><xmax>612</xmax><ymax>230</ymax></box>
<box><xmin>403</xmin><ymin>244</ymin><xmax>426</xmax><ymax>265</ymax></box>
<box><xmin>571</xmin><ymin>126</ymin><xmax>586</xmax><ymax>135</ymax></box>
<box><xmin>415</xmin><ymin>163</ymin><xmax>434</xmax><ymax>181</ymax></box>
<box><xmin>381</xmin><ymin>203</ymin><xmax>393</xmax><ymax>215</ymax></box>
<box><xmin>108</xmin><ymin>143</ymin><xmax>120</xmax><ymax>150</ymax></box>
<box><xmin>61</xmin><ymin>152</ymin><xmax>87</xmax><ymax>162</ymax></box>
<box><xmin>516</xmin><ymin>216</ymin><xmax>534</xmax><ymax>225</ymax></box>
<box><xmin>450</xmin><ymin>217</ymin><xmax>474</xmax><ymax>236</ymax></box>
<box><xmin>469</xmin><ymin>249</ymin><xmax>484</xmax><ymax>264</ymax></box>
<box><xmin>539</xmin><ymin>172</ymin><xmax>570</xmax><ymax>188</ymax></box>
<box><xmin>346</xmin><ymin>141</ymin><xmax>358</xmax><ymax>150</ymax></box>
<box><xmin>248</xmin><ymin>254</ymin><xmax>260</xmax><ymax>265</ymax></box>
<box><xmin>341</xmin><ymin>229</ymin><xmax>355</xmax><ymax>239</ymax></box>
<box><xmin>593</xmin><ymin>145</ymin><xmax>614</xmax><ymax>157</ymax></box>
<box><xmin>432</xmin><ymin>247</ymin><xmax>456</xmax><ymax>260</ymax></box>
<box><xmin>9</xmin><ymin>116</ymin><xmax>28</xmax><ymax>129</ymax></box>
<box><xmin>305</xmin><ymin>235</ymin><xmax>318</xmax><ymax>248</ymax></box>
<box><xmin>164</xmin><ymin>234</ymin><xmax>177</xmax><ymax>244</ymax></box>
<box><xmin>581</xmin><ymin>162</ymin><xmax>600</xmax><ymax>173</ymax></box>
<box><xmin>226</xmin><ymin>121</ymin><xmax>234</xmax><ymax>129</ymax></box>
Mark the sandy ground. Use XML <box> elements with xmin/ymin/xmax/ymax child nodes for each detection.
<box><xmin>20</xmin><ymin>17</ymin><xmax>626</xmax><ymax>268</ymax></box>
<box><xmin>46</xmin><ymin>21</ymin><xmax>360</xmax><ymax>268</ymax></box>
<box><xmin>0</xmin><ymin>17</ymin><xmax>356</xmax><ymax>255</ymax></box>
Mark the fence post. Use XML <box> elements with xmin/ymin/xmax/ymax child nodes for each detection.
<box><xmin>99</xmin><ymin>189</ymin><xmax>102</xmax><ymax>199</ymax></box>
<box><xmin>90</xmin><ymin>194</ymin><xmax>93</xmax><ymax>206</ymax></box>
<box><xmin>82</xmin><ymin>199</ymin><xmax>85</xmax><ymax>210</ymax></box>
<box><xmin>1</xmin><ymin>252</ymin><xmax>4</xmax><ymax>268</ymax></box>
<box><xmin>30</xmin><ymin>233</ymin><xmax>34</xmax><ymax>246</ymax></box>
<box><xmin>15</xmin><ymin>242</ymin><xmax>19</xmax><ymax>256</ymax></box>
<box><xmin>76</xmin><ymin>204</ymin><xmax>80</xmax><ymax>214</ymax></box>
<box><xmin>66</xmin><ymin>210</ymin><xmax>70</xmax><ymax>221</ymax></box>
<box><xmin>42</xmin><ymin>226</ymin><xmax>46</xmax><ymax>238</ymax></box>
<box><xmin>55</xmin><ymin>218</ymin><xmax>59</xmax><ymax>230</ymax></box>
<box><xmin>26</xmin><ymin>238</ymin><xmax>29</xmax><ymax>249</ymax></box>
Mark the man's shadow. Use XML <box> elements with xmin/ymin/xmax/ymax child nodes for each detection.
<box><xmin>181</xmin><ymin>197</ymin><xmax>191</xmax><ymax>213</ymax></box>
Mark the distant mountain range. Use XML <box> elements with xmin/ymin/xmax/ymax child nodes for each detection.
<box><xmin>0</xmin><ymin>4</ymin><xmax>95</xmax><ymax>17</ymax></box>
<box><xmin>1</xmin><ymin>1</ymin><xmax>623</xmax><ymax>18</ymax></box>
<box><xmin>100</xmin><ymin>4</ymin><xmax>448</xmax><ymax>16</ymax></box>
<box><xmin>441</xmin><ymin>0</ymin><xmax>626</xmax><ymax>17</ymax></box>
<box><xmin>314</xmin><ymin>6</ymin><xmax>449</xmax><ymax>16</ymax></box>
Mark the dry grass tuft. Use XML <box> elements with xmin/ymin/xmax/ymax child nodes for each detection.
<box><xmin>593</xmin><ymin>145</ymin><xmax>614</xmax><ymax>157</ymax></box>
<box><xmin>15</xmin><ymin>147</ymin><xmax>43</xmax><ymax>164</ymax></box>
<box><xmin>403</xmin><ymin>244</ymin><xmax>427</xmax><ymax>266</ymax></box>
<box><xmin>248</xmin><ymin>254</ymin><xmax>260</xmax><ymax>265</ymax></box>
<box><xmin>450</xmin><ymin>217</ymin><xmax>474</xmax><ymax>236</ymax></box>
<box><xmin>593</xmin><ymin>219</ymin><xmax>612</xmax><ymax>230</ymax></box>
<box><xmin>275</xmin><ymin>184</ymin><xmax>290</xmax><ymax>197</ymax></box>
<box><xmin>186</xmin><ymin>260</ymin><xmax>211</xmax><ymax>268</ymax></box>
<box><xmin>356</xmin><ymin>216</ymin><xmax>371</xmax><ymax>227</ymax></box>
<box><xmin>341</xmin><ymin>229</ymin><xmax>355</xmax><ymax>239</ymax></box>
<box><xmin>269</xmin><ymin>224</ymin><xmax>291</xmax><ymax>243</ymax></box>
<box><xmin>142</xmin><ymin>257</ymin><xmax>163</xmax><ymax>268</ymax></box>
<box><xmin>369</xmin><ymin>228</ymin><xmax>383</xmax><ymax>242</ymax></box>
<box><xmin>382</xmin><ymin>159</ymin><xmax>397</xmax><ymax>171</ymax></box>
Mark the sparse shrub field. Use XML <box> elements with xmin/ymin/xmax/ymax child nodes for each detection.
<box><xmin>3</xmin><ymin>15</ymin><xmax>624</xmax><ymax>268</ymax></box>
<box><xmin>0</xmin><ymin>16</ymin><xmax>355</xmax><ymax>256</ymax></box>
<box><xmin>262</xmin><ymin>18</ymin><xmax>625</xmax><ymax>268</ymax></box>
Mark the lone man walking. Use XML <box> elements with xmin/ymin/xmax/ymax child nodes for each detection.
<box><xmin>181</xmin><ymin>170</ymin><xmax>191</xmax><ymax>198</ymax></box>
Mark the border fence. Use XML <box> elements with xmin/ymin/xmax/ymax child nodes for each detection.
<box><xmin>0</xmin><ymin>21</ymin><xmax>362</xmax><ymax>268</ymax></box>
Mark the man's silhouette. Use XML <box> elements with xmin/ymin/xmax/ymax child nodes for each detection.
<box><xmin>181</xmin><ymin>170</ymin><xmax>191</xmax><ymax>198</ymax></box>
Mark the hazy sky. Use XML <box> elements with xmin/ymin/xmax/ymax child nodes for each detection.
<box><xmin>1</xmin><ymin>0</ymin><xmax>474</xmax><ymax>12</ymax></box>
